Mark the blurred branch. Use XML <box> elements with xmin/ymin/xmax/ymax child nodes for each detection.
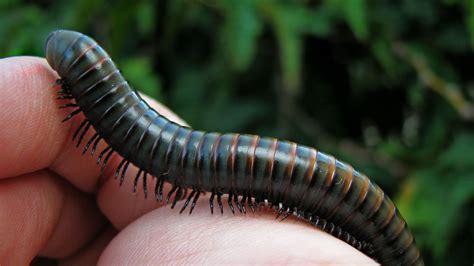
<box><xmin>393</xmin><ymin>42</ymin><xmax>474</xmax><ymax>121</ymax></box>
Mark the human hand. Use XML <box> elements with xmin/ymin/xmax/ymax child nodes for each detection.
<box><xmin>0</xmin><ymin>56</ymin><xmax>376</xmax><ymax>265</ymax></box>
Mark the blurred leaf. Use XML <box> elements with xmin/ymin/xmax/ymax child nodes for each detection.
<box><xmin>467</xmin><ymin>0</ymin><xmax>474</xmax><ymax>49</ymax></box>
<box><xmin>371</xmin><ymin>39</ymin><xmax>398</xmax><ymax>76</ymax></box>
<box><xmin>261</xmin><ymin>2</ymin><xmax>304</xmax><ymax>94</ymax></box>
<box><xmin>60</xmin><ymin>0</ymin><xmax>104</xmax><ymax>31</ymax></box>
<box><xmin>325</xmin><ymin>0</ymin><xmax>369</xmax><ymax>40</ymax></box>
<box><xmin>221</xmin><ymin>0</ymin><xmax>262</xmax><ymax>71</ymax></box>
<box><xmin>438</xmin><ymin>133</ymin><xmax>474</xmax><ymax>168</ymax></box>
<box><xmin>0</xmin><ymin>0</ymin><xmax>20</xmax><ymax>9</ymax></box>
<box><xmin>397</xmin><ymin>133</ymin><xmax>474</xmax><ymax>259</ymax></box>
<box><xmin>435</xmin><ymin>23</ymin><xmax>469</xmax><ymax>53</ymax></box>
<box><xmin>136</xmin><ymin>0</ymin><xmax>155</xmax><ymax>36</ymax></box>
<box><xmin>398</xmin><ymin>157</ymin><xmax>474</xmax><ymax>258</ymax></box>
<box><xmin>402</xmin><ymin>0</ymin><xmax>438</xmax><ymax>27</ymax></box>
<box><xmin>301</xmin><ymin>7</ymin><xmax>332</xmax><ymax>36</ymax></box>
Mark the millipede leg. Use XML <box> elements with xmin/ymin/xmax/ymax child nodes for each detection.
<box><xmin>120</xmin><ymin>161</ymin><xmax>130</xmax><ymax>186</ymax></box>
<box><xmin>320</xmin><ymin>220</ymin><xmax>327</xmax><ymax>230</ymax></box>
<box><xmin>280</xmin><ymin>208</ymin><xmax>294</xmax><ymax>222</ymax></box>
<box><xmin>76</xmin><ymin>122</ymin><xmax>91</xmax><ymax>147</ymax></box>
<box><xmin>57</xmin><ymin>95</ymin><xmax>74</xmax><ymax>100</ymax></box>
<box><xmin>171</xmin><ymin>187</ymin><xmax>182</xmax><ymax>209</ymax></box>
<box><xmin>72</xmin><ymin>119</ymin><xmax>88</xmax><ymax>141</ymax></box>
<box><xmin>166</xmin><ymin>184</ymin><xmax>178</xmax><ymax>204</ymax></box>
<box><xmin>234</xmin><ymin>194</ymin><xmax>243</xmax><ymax>213</ymax></box>
<box><xmin>56</xmin><ymin>89</ymin><xmax>69</xmax><ymax>95</ymax></box>
<box><xmin>58</xmin><ymin>103</ymin><xmax>78</xmax><ymax>109</ymax></box>
<box><xmin>154</xmin><ymin>174</ymin><xmax>166</xmax><ymax>201</ymax></box>
<box><xmin>217</xmin><ymin>193</ymin><xmax>223</xmax><ymax>215</ymax></box>
<box><xmin>180</xmin><ymin>190</ymin><xmax>196</xmax><ymax>214</ymax></box>
<box><xmin>62</xmin><ymin>108</ymin><xmax>82</xmax><ymax>122</ymax></box>
<box><xmin>142</xmin><ymin>172</ymin><xmax>148</xmax><ymax>199</ymax></box>
<box><xmin>240</xmin><ymin>195</ymin><xmax>247</xmax><ymax>214</ymax></box>
<box><xmin>83</xmin><ymin>133</ymin><xmax>99</xmax><ymax>155</ymax></box>
<box><xmin>91</xmin><ymin>135</ymin><xmax>103</xmax><ymax>155</ymax></box>
<box><xmin>158</xmin><ymin>175</ymin><xmax>165</xmax><ymax>201</ymax></box>
<box><xmin>247</xmin><ymin>197</ymin><xmax>255</xmax><ymax>213</ymax></box>
<box><xmin>227</xmin><ymin>192</ymin><xmax>235</xmax><ymax>214</ymax></box>
<box><xmin>154</xmin><ymin>177</ymin><xmax>160</xmax><ymax>201</ymax></box>
<box><xmin>275</xmin><ymin>205</ymin><xmax>286</xmax><ymax>220</ymax></box>
<box><xmin>115</xmin><ymin>158</ymin><xmax>127</xmax><ymax>179</ymax></box>
<box><xmin>209</xmin><ymin>192</ymin><xmax>215</xmax><ymax>215</ymax></box>
<box><xmin>189</xmin><ymin>191</ymin><xmax>200</xmax><ymax>214</ymax></box>
<box><xmin>97</xmin><ymin>146</ymin><xmax>112</xmax><ymax>164</ymax></box>
<box><xmin>133</xmin><ymin>170</ymin><xmax>142</xmax><ymax>193</ymax></box>
<box><xmin>101</xmin><ymin>148</ymin><xmax>114</xmax><ymax>171</ymax></box>
<box><xmin>180</xmin><ymin>188</ymin><xmax>188</xmax><ymax>201</ymax></box>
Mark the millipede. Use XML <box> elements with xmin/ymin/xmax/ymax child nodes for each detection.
<box><xmin>44</xmin><ymin>30</ymin><xmax>423</xmax><ymax>265</ymax></box>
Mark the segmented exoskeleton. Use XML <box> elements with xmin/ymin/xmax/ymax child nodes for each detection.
<box><xmin>45</xmin><ymin>30</ymin><xmax>423</xmax><ymax>265</ymax></box>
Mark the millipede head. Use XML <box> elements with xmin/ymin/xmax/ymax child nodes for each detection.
<box><xmin>45</xmin><ymin>30</ymin><xmax>84</xmax><ymax>74</ymax></box>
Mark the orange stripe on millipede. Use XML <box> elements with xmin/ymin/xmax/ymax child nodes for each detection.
<box><xmin>380</xmin><ymin>204</ymin><xmax>397</xmax><ymax>230</ymax></box>
<box><xmin>195</xmin><ymin>132</ymin><xmax>207</xmax><ymax>190</ymax></box>
<box><xmin>65</xmin><ymin>43</ymin><xmax>98</xmax><ymax>74</ymax></box>
<box><xmin>286</xmin><ymin>143</ymin><xmax>298</xmax><ymax>181</ymax></box>
<box><xmin>147</xmin><ymin>120</ymin><xmax>169</xmax><ymax>173</ymax></box>
<box><xmin>78</xmin><ymin>69</ymin><xmax>120</xmax><ymax>98</ymax></box>
<box><xmin>164</xmin><ymin>127</ymin><xmax>181</xmax><ymax>166</ymax></box>
<box><xmin>367</xmin><ymin>204</ymin><xmax>397</xmax><ymax>243</ymax></box>
<box><xmin>367</xmin><ymin>186</ymin><xmax>385</xmax><ymax>219</ymax></box>
<box><xmin>378</xmin><ymin>227</ymin><xmax>415</xmax><ymax>261</ymax></box>
<box><xmin>56</xmin><ymin>35</ymin><xmax>84</xmax><ymax>70</ymax></box>
<box><xmin>295</xmin><ymin>148</ymin><xmax>317</xmax><ymax>209</ymax></box>
<box><xmin>342</xmin><ymin>165</ymin><xmax>354</xmax><ymax>196</ymax></box>
<box><xmin>70</xmin><ymin>57</ymin><xmax>111</xmax><ymax>86</ymax></box>
<box><xmin>338</xmin><ymin>174</ymin><xmax>370</xmax><ymax>227</ymax></box>
<box><xmin>211</xmin><ymin>134</ymin><xmax>223</xmax><ymax>191</ymax></box>
<box><xmin>179</xmin><ymin>130</ymin><xmax>194</xmax><ymax>183</ymax></box>
<box><xmin>401</xmin><ymin>233</ymin><xmax>414</xmax><ymax>253</ymax></box>
<box><xmin>352</xmin><ymin>186</ymin><xmax>385</xmax><ymax>235</ymax></box>
<box><xmin>308</xmin><ymin>155</ymin><xmax>337</xmax><ymax>214</ymax></box>
<box><xmin>355</xmin><ymin>175</ymin><xmax>370</xmax><ymax>209</ymax></box>
<box><xmin>389</xmin><ymin>218</ymin><xmax>406</xmax><ymax>243</ymax></box>
<box><xmin>325</xmin><ymin>165</ymin><xmax>354</xmax><ymax>219</ymax></box>
<box><xmin>247</xmin><ymin>135</ymin><xmax>259</xmax><ymax>196</ymax></box>
<box><xmin>324</xmin><ymin>156</ymin><xmax>336</xmax><ymax>189</ymax></box>
<box><xmin>407</xmin><ymin>246</ymin><xmax>421</xmax><ymax>265</ymax></box>
<box><xmin>265</xmin><ymin>139</ymin><xmax>278</xmax><ymax>199</ymax></box>
<box><xmin>227</xmin><ymin>134</ymin><xmax>240</xmax><ymax>193</ymax></box>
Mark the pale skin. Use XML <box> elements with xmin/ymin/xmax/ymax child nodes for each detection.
<box><xmin>0</xmin><ymin>56</ymin><xmax>376</xmax><ymax>265</ymax></box>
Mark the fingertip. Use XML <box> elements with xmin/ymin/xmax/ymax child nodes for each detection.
<box><xmin>0</xmin><ymin>56</ymin><xmax>70</xmax><ymax>178</ymax></box>
<box><xmin>98</xmin><ymin>199</ymin><xmax>376</xmax><ymax>264</ymax></box>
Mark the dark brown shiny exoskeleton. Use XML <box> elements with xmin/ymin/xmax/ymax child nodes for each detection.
<box><xmin>45</xmin><ymin>30</ymin><xmax>423</xmax><ymax>265</ymax></box>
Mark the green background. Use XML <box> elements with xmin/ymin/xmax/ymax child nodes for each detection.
<box><xmin>1</xmin><ymin>0</ymin><xmax>473</xmax><ymax>264</ymax></box>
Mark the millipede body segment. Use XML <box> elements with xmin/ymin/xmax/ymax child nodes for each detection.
<box><xmin>44</xmin><ymin>30</ymin><xmax>423</xmax><ymax>265</ymax></box>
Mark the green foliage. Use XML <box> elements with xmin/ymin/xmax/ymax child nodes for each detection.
<box><xmin>0</xmin><ymin>0</ymin><xmax>473</xmax><ymax>264</ymax></box>
<box><xmin>325</xmin><ymin>0</ymin><xmax>368</xmax><ymax>40</ymax></box>
<box><xmin>397</xmin><ymin>133</ymin><xmax>474</xmax><ymax>262</ymax></box>
<box><xmin>120</xmin><ymin>57</ymin><xmax>162</xmax><ymax>101</ymax></box>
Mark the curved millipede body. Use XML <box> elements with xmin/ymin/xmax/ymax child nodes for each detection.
<box><xmin>45</xmin><ymin>30</ymin><xmax>423</xmax><ymax>265</ymax></box>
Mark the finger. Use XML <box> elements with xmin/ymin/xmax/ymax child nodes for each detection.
<box><xmin>0</xmin><ymin>56</ymin><xmax>188</xmax><ymax>230</ymax></box>
<box><xmin>0</xmin><ymin>56</ymin><xmax>185</xmax><ymax>191</ymax></box>
<box><xmin>98</xmin><ymin>199</ymin><xmax>376</xmax><ymax>264</ymax></box>
<box><xmin>59</xmin><ymin>227</ymin><xmax>117</xmax><ymax>266</ymax></box>
<box><xmin>0</xmin><ymin>56</ymin><xmax>64</xmax><ymax>179</ymax></box>
<box><xmin>0</xmin><ymin>170</ymin><xmax>105</xmax><ymax>264</ymax></box>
